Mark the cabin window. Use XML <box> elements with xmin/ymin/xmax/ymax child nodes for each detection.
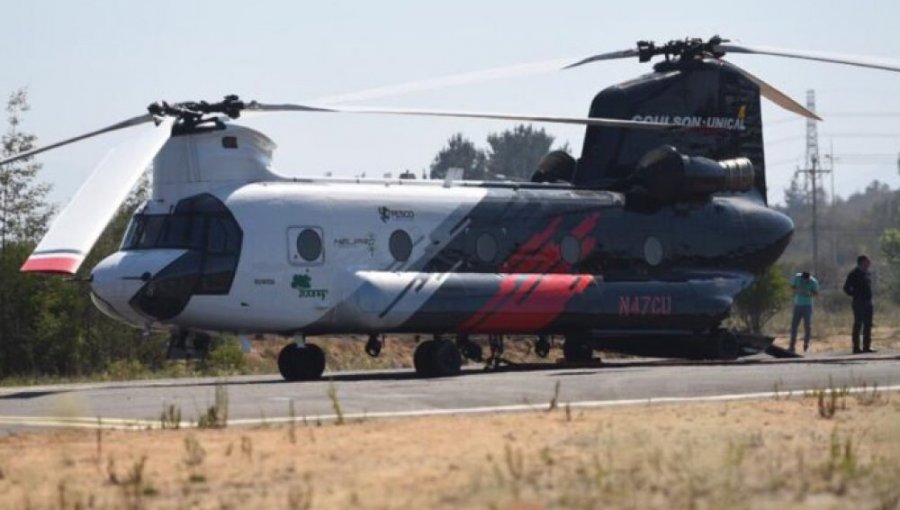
<box><xmin>296</xmin><ymin>228</ymin><xmax>323</xmax><ymax>262</ymax></box>
<box><xmin>389</xmin><ymin>229</ymin><xmax>412</xmax><ymax>262</ymax></box>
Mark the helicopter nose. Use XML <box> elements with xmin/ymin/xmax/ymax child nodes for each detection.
<box><xmin>90</xmin><ymin>249</ymin><xmax>187</xmax><ymax>325</ymax></box>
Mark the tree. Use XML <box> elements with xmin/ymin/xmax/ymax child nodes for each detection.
<box><xmin>485</xmin><ymin>124</ymin><xmax>556</xmax><ymax>181</ymax></box>
<box><xmin>732</xmin><ymin>265</ymin><xmax>791</xmax><ymax>334</ymax></box>
<box><xmin>0</xmin><ymin>89</ymin><xmax>54</xmax><ymax>376</ymax></box>
<box><xmin>0</xmin><ymin>89</ymin><xmax>51</xmax><ymax>249</ymax></box>
<box><xmin>429</xmin><ymin>133</ymin><xmax>486</xmax><ymax>180</ymax></box>
<box><xmin>880</xmin><ymin>228</ymin><xmax>900</xmax><ymax>304</ymax></box>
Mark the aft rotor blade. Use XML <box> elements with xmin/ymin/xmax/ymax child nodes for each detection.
<box><xmin>717</xmin><ymin>59</ymin><xmax>821</xmax><ymax>121</ymax></box>
<box><xmin>249</xmin><ymin>102</ymin><xmax>683</xmax><ymax>130</ymax></box>
<box><xmin>0</xmin><ymin>113</ymin><xmax>155</xmax><ymax>167</ymax></box>
<box><xmin>310</xmin><ymin>56</ymin><xmax>578</xmax><ymax>104</ymax></box>
<box><xmin>717</xmin><ymin>43</ymin><xmax>900</xmax><ymax>73</ymax></box>
<box><xmin>20</xmin><ymin>119</ymin><xmax>174</xmax><ymax>275</ymax></box>
<box><xmin>563</xmin><ymin>48</ymin><xmax>641</xmax><ymax>69</ymax></box>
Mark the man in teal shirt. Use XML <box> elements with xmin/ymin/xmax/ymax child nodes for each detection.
<box><xmin>790</xmin><ymin>271</ymin><xmax>819</xmax><ymax>353</ymax></box>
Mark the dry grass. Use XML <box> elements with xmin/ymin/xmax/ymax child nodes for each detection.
<box><xmin>0</xmin><ymin>391</ymin><xmax>898</xmax><ymax>509</ymax></box>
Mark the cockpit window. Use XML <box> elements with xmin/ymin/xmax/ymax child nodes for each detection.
<box><xmin>121</xmin><ymin>194</ymin><xmax>243</xmax><ymax>297</ymax></box>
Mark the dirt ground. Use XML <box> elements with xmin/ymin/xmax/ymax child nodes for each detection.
<box><xmin>0</xmin><ymin>390</ymin><xmax>898</xmax><ymax>510</ymax></box>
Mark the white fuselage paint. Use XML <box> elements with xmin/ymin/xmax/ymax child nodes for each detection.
<box><xmin>91</xmin><ymin>123</ymin><xmax>495</xmax><ymax>334</ymax></box>
<box><xmin>178</xmin><ymin>181</ymin><xmax>487</xmax><ymax>332</ymax></box>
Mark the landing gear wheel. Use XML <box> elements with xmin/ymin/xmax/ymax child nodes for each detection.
<box><xmin>563</xmin><ymin>337</ymin><xmax>593</xmax><ymax>363</ymax></box>
<box><xmin>278</xmin><ymin>343</ymin><xmax>326</xmax><ymax>381</ymax></box>
<box><xmin>457</xmin><ymin>335</ymin><xmax>483</xmax><ymax>362</ymax></box>
<box><xmin>365</xmin><ymin>334</ymin><xmax>383</xmax><ymax>358</ymax></box>
<box><xmin>709</xmin><ymin>330</ymin><xmax>740</xmax><ymax>360</ymax></box>
<box><xmin>413</xmin><ymin>339</ymin><xmax>462</xmax><ymax>378</ymax></box>
<box><xmin>535</xmin><ymin>335</ymin><xmax>551</xmax><ymax>358</ymax></box>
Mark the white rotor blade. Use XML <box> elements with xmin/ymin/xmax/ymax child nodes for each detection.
<box><xmin>310</xmin><ymin>56</ymin><xmax>578</xmax><ymax>104</ymax></box>
<box><xmin>248</xmin><ymin>102</ymin><xmax>683</xmax><ymax>131</ymax></box>
<box><xmin>21</xmin><ymin>119</ymin><xmax>174</xmax><ymax>275</ymax></box>
<box><xmin>718</xmin><ymin>43</ymin><xmax>900</xmax><ymax>73</ymax></box>
<box><xmin>563</xmin><ymin>48</ymin><xmax>640</xmax><ymax>69</ymax></box>
<box><xmin>717</xmin><ymin>59</ymin><xmax>821</xmax><ymax>121</ymax></box>
<box><xmin>0</xmin><ymin>113</ymin><xmax>154</xmax><ymax>167</ymax></box>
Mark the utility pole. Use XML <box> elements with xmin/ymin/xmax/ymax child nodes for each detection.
<box><xmin>795</xmin><ymin>89</ymin><xmax>831</xmax><ymax>277</ymax></box>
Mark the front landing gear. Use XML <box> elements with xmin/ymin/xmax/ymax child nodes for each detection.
<box><xmin>413</xmin><ymin>338</ymin><xmax>462</xmax><ymax>378</ymax></box>
<box><xmin>278</xmin><ymin>343</ymin><xmax>326</xmax><ymax>381</ymax></box>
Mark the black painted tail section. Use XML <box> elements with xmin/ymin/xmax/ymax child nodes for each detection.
<box><xmin>575</xmin><ymin>59</ymin><xmax>766</xmax><ymax>202</ymax></box>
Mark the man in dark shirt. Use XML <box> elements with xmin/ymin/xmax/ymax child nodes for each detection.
<box><xmin>843</xmin><ymin>255</ymin><xmax>874</xmax><ymax>354</ymax></box>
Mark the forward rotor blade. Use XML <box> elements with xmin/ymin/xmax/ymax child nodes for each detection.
<box><xmin>717</xmin><ymin>43</ymin><xmax>900</xmax><ymax>73</ymax></box>
<box><xmin>21</xmin><ymin>119</ymin><xmax>174</xmax><ymax>275</ymax></box>
<box><xmin>717</xmin><ymin>59</ymin><xmax>821</xmax><ymax>121</ymax></box>
<box><xmin>563</xmin><ymin>48</ymin><xmax>640</xmax><ymax>69</ymax></box>
<box><xmin>249</xmin><ymin>102</ymin><xmax>683</xmax><ymax>131</ymax></box>
<box><xmin>0</xmin><ymin>113</ymin><xmax>155</xmax><ymax>167</ymax></box>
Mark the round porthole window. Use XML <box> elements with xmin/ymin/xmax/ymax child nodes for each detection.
<box><xmin>643</xmin><ymin>237</ymin><xmax>664</xmax><ymax>267</ymax></box>
<box><xmin>475</xmin><ymin>233</ymin><xmax>498</xmax><ymax>263</ymax></box>
<box><xmin>389</xmin><ymin>230</ymin><xmax>412</xmax><ymax>262</ymax></box>
<box><xmin>560</xmin><ymin>235</ymin><xmax>582</xmax><ymax>265</ymax></box>
<box><xmin>296</xmin><ymin>228</ymin><xmax>323</xmax><ymax>262</ymax></box>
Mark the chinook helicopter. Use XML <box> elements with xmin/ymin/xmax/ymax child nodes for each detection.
<box><xmin>4</xmin><ymin>36</ymin><xmax>900</xmax><ymax>381</ymax></box>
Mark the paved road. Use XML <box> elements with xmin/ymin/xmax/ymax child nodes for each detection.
<box><xmin>1</xmin><ymin>352</ymin><xmax>898</xmax><ymax>432</ymax></box>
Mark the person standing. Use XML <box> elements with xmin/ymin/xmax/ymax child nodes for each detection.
<box><xmin>843</xmin><ymin>255</ymin><xmax>874</xmax><ymax>354</ymax></box>
<box><xmin>789</xmin><ymin>271</ymin><xmax>819</xmax><ymax>353</ymax></box>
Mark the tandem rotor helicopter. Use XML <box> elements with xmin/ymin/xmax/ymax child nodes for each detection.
<box><xmin>4</xmin><ymin>36</ymin><xmax>900</xmax><ymax>381</ymax></box>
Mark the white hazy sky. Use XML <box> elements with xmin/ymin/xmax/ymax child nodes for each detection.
<box><xmin>2</xmin><ymin>0</ymin><xmax>899</xmax><ymax>207</ymax></box>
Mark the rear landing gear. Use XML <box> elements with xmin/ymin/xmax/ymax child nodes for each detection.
<box><xmin>707</xmin><ymin>329</ymin><xmax>740</xmax><ymax>360</ymax></box>
<box><xmin>413</xmin><ymin>338</ymin><xmax>462</xmax><ymax>378</ymax></box>
<box><xmin>278</xmin><ymin>343</ymin><xmax>326</xmax><ymax>381</ymax></box>
<box><xmin>563</xmin><ymin>335</ymin><xmax>594</xmax><ymax>363</ymax></box>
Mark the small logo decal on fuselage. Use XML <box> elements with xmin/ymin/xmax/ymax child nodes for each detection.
<box><xmin>333</xmin><ymin>233</ymin><xmax>376</xmax><ymax>256</ymax></box>
<box><xmin>291</xmin><ymin>273</ymin><xmax>329</xmax><ymax>300</ymax></box>
<box><xmin>378</xmin><ymin>206</ymin><xmax>415</xmax><ymax>223</ymax></box>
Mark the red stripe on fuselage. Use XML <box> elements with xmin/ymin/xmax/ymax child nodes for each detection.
<box><xmin>475</xmin><ymin>274</ymin><xmax>593</xmax><ymax>333</ymax></box>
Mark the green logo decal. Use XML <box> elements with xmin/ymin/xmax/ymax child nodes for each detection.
<box><xmin>291</xmin><ymin>273</ymin><xmax>329</xmax><ymax>300</ymax></box>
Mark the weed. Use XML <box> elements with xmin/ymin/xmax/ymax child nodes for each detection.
<box><xmin>287</xmin><ymin>473</ymin><xmax>314</xmax><ymax>510</ymax></box>
<box><xmin>565</xmin><ymin>402</ymin><xmax>572</xmax><ymax>422</ymax></box>
<box><xmin>197</xmin><ymin>383</ymin><xmax>228</xmax><ymax>428</ymax></box>
<box><xmin>159</xmin><ymin>403</ymin><xmax>182</xmax><ymax>430</ymax></box>
<box><xmin>288</xmin><ymin>400</ymin><xmax>297</xmax><ymax>444</ymax></box>
<box><xmin>107</xmin><ymin>455</ymin><xmax>155</xmax><ymax>510</ymax></box>
<box><xmin>548</xmin><ymin>380</ymin><xmax>560</xmax><ymax>412</ymax></box>
<box><xmin>327</xmin><ymin>382</ymin><xmax>344</xmax><ymax>425</ymax></box>
<box><xmin>96</xmin><ymin>417</ymin><xmax>103</xmax><ymax>460</ymax></box>
<box><xmin>854</xmin><ymin>382</ymin><xmax>884</xmax><ymax>407</ymax></box>
<box><xmin>241</xmin><ymin>436</ymin><xmax>253</xmax><ymax>459</ymax></box>
<box><xmin>816</xmin><ymin>383</ymin><xmax>848</xmax><ymax>419</ymax></box>
<box><xmin>183</xmin><ymin>435</ymin><xmax>206</xmax><ymax>468</ymax></box>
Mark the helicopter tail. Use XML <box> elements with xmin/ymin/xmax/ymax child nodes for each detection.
<box><xmin>574</xmin><ymin>58</ymin><xmax>768</xmax><ymax>203</ymax></box>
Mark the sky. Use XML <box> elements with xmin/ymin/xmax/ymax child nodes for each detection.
<box><xmin>2</xmin><ymin>0</ymin><xmax>900</xmax><ymax>207</ymax></box>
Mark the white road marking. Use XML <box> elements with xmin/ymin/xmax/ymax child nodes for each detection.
<box><xmin>1</xmin><ymin>383</ymin><xmax>897</xmax><ymax>431</ymax></box>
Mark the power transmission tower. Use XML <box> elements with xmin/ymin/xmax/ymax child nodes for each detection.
<box><xmin>795</xmin><ymin>89</ymin><xmax>831</xmax><ymax>277</ymax></box>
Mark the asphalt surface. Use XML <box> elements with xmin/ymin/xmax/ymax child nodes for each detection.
<box><xmin>0</xmin><ymin>351</ymin><xmax>898</xmax><ymax>433</ymax></box>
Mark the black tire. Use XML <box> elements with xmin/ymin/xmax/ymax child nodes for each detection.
<box><xmin>413</xmin><ymin>340</ymin><xmax>437</xmax><ymax>377</ymax></box>
<box><xmin>563</xmin><ymin>337</ymin><xmax>593</xmax><ymax>363</ymax></box>
<box><xmin>430</xmin><ymin>339</ymin><xmax>462</xmax><ymax>377</ymax></box>
<box><xmin>414</xmin><ymin>339</ymin><xmax>461</xmax><ymax>377</ymax></box>
<box><xmin>278</xmin><ymin>343</ymin><xmax>326</xmax><ymax>381</ymax></box>
<box><xmin>710</xmin><ymin>331</ymin><xmax>740</xmax><ymax>360</ymax></box>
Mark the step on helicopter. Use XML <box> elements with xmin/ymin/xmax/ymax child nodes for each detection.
<box><xmin>4</xmin><ymin>36</ymin><xmax>900</xmax><ymax>381</ymax></box>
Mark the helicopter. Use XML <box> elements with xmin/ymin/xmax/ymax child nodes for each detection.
<box><xmin>4</xmin><ymin>36</ymin><xmax>900</xmax><ymax>381</ymax></box>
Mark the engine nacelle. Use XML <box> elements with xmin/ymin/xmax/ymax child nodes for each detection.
<box><xmin>630</xmin><ymin>145</ymin><xmax>755</xmax><ymax>203</ymax></box>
